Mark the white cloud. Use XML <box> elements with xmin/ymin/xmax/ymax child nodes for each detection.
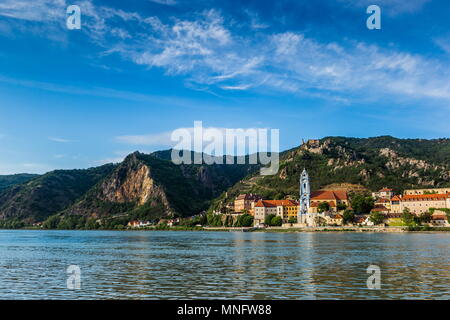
<box><xmin>148</xmin><ymin>0</ymin><xmax>177</xmax><ymax>5</ymax></box>
<box><xmin>116</xmin><ymin>131</ymin><xmax>174</xmax><ymax>146</ymax></box>
<box><xmin>1</xmin><ymin>1</ymin><xmax>449</xmax><ymax>105</ymax></box>
<box><xmin>0</xmin><ymin>0</ymin><xmax>66</xmax><ymax>22</ymax></box>
<box><xmin>49</xmin><ymin>137</ymin><xmax>73</xmax><ymax>143</ymax></box>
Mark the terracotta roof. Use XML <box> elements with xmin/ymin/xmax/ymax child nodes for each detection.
<box><xmin>402</xmin><ymin>193</ymin><xmax>448</xmax><ymax>201</ymax></box>
<box><xmin>432</xmin><ymin>215</ymin><xmax>447</xmax><ymax>220</ymax></box>
<box><xmin>310</xmin><ymin>201</ymin><xmax>336</xmax><ymax>208</ymax></box>
<box><xmin>371</xmin><ymin>205</ymin><xmax>388</xmax><ymax>212</ymax></box>
<box><xmin>310</xmin><ymin>190</ymin><xmax>348</xmax><ymax>201</ymax></box>
<box><xmin>379</xmin><ymin>188</ymin><xmax>393</xmax><ymax>192</ymax></box>
<box><xmin>254</xmin><ymin>199</ymin><xmax>298</xmax><ymax>208</ymax></box>
<box><xmin>391</xmin><ymin>195</ymin><xmax>401</xmax><ymax>201</ymax></box>
<box><xmin>376</xmin><ymin>198</ymin><xmax>390</xmax><ymax>203</ymax></box>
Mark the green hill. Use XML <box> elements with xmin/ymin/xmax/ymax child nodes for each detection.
<box><xmin>1</xmin><ymin>136</ymin><xmax>449</xmax><ymax>228</ymax></box>
<box><xmin>0</xmin><ymin>164</ymin><xmax>115</xmax><ymax>223</ymax></box>
<box><xmin>209</xmin><ymin>136</ymin><xmax>450</xmax><ymax>210</ymax></box>
<box><xmin>0</xmin><ymin>174</ymin><xmax>40</xmax><ymax>191</ymax></box>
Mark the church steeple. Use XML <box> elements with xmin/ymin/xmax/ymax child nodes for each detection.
<box><xmin>298</xmin><ymin>168</ymin><xmax>310</xmax><ymax>222</ymax></box>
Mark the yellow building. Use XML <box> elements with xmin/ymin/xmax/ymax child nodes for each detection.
<box><xmin>254</xmin><ymin>200</ymin><xmax>299</xmax><ymax>225</ymax></box>
<box><xmin>390</xmin><ymin>195</ymin><xmax>402</xmax><ymax>214</ymax></box>
<box><xmin>375</xmin><ymin>198</ymin><xmax>391</xmax><ymax>210</ymax></box>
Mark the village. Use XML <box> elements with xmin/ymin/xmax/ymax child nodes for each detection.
<box><xmin>227</xmin><ymin>186</ymin><xmax>450</xmax><ymax>228</ymax></box>
<box><xmin>128</xmin><ymin>169</ymin><xmax>450</xmax><ymax>230</ymax></box>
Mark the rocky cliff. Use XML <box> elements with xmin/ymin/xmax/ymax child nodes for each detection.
<box><xmin>56</xmin><ymin>151</ymin><xmax>259</xmax><ymax>221</ymax></box>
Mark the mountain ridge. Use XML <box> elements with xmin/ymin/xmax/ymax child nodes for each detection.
<box><xmin>0</xmin><ymin>136</ymin><xmax>449</xmax><ymax>226</ymax></box>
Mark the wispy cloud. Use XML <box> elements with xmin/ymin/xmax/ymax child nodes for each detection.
<box><xmin>0</xmin><ymin>0</ymin><xmax>66</xmax><ymax>22</ymax></box>
<box><xmin>49</xmin><ymin>137</ymin><xmax>74</xmax><ymax>143</ymax></box>
<box><xmin>435</xmin><ymin>36</ymin><xmax>450</xmax><ymax>54</ymax></box>
<box><xmin>101</xmin><ymin>8</ymin><xmax>450</xmax><ymax>104</ymax></box>
<box><xmin>148</xmin><ymin>0</ymin><xmax>177</xmax><ymax>5</ymax></box>
<box><xmin>1</xmin><ymin>1</ymin><xmax>449</xmax><ymax>105</ymax></box>
<box><xmin>116</xmin><ymin>131</ymin><xmax>174</xmax><ymax>146</ymax></box>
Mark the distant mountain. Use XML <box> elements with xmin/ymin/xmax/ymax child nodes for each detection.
<box><xmin>209</xmin><ymin>136</ymin><xmax>450</xmax><ymax>210</ymax></box>
<box><xmin>63</xmin><ymin>151</ymin><xmax>259</xmax><ymax>221</ymax></box>
<box><xmin>0</xmin><ymin>174</ymin><xmax>40</xmax><ymax>191</ymax></box>
<box><xmin>0</xmin><ymin>165</ymin><xmax>115</xmax><ymax>223</ymax></box>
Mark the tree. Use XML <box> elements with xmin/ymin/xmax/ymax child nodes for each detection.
<box><xmin>265</xmin><ymin>214</ymin><xmax>276</xmax><ymax>226</ymax></box>
<box><xmin>342</xmin><ymin>209</ymin><xmax>355</xmax><ymax>225</ymax></box>
<box><xmin>401</xmin><ymin>208</ymin><xmax>416</xmax><ymax>226</ymax></box>
<box><xmin>235</xmin><ymin>214</ymin><xmax>254</xmax><ymax>227</ymax></box>
<box><xmin>351</xmin><ymin>194</ymin><xmax>375</xmax><ymax>213</ymax></box>
<box><xmin>207</xmin><ymin>213</ymin><xmax>223</xmax><ymax>227</ymax></box>
<box><xmin>224</xmin><ymin>215</ymin><xmax>233</xmax><ymax>227</ymax></box>
<box><xmin>241</xmin><ymin>214</ymin><xmax>254</xmax><ymax>227</ymax></box>
<box><xmin>85</xmin><ymin>217</ymin><xmax>99</xmax><ymax>230</ymax></box>
<box><xmin>271</xmin><ymin>216</ymin><xmax>282</xmax><ymax>226</ymax></box>
<box><xmin>43</xmin><ymin>215</ymin><xmax>61</xmax><ymax>229</ymax></box>
<box><xmin>419</xmin><ymin>211</ymin><xmax>432</xmax><ymax>224</ymax></box>
<box><xmin>337</xmin><ymin>203</ymin><xmax>347</xmax><ymax>211</ymax></box>
<box><xmin>317</xmin><ymin>202</ymin><xmax>330</xmax><ymax>213</ymax></box>
<box><xmin>369</xmin><ymin>211</ymin><xmax>385</xmax><ymax>225</ymax></box>
<box><xmin>288</xmin><ymin>217</ymin><xmax>297</xmax><ymax>224</ymax></box>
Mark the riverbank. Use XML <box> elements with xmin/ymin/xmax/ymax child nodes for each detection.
<box><xmin>204</xmin><ymin>226</ymin><xmax>450</xmax><ymax>232</ymax></box>
<box><xmin>2</xmin><ymin>226</ymin><xmax>450</xmax><ymax>232</ymax></box>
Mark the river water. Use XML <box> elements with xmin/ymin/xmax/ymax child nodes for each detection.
<box><xmin>0</xmin><ymin>230</ymin><xmax>448</xmax><ymax>299</ymax></box>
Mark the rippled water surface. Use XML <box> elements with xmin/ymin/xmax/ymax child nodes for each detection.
<box><xmin>0</xmin><ymin>230</ymin><xmax>449</xmax><ymax>299</ymax></box>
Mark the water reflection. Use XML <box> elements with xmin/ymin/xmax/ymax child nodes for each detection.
<box><xmin>0</xmin><ymin>230</ymin><xmax>448</xmax><ymax>299</ymax></box>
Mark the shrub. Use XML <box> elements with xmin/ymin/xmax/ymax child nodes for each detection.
<box><xmin>271</xmin><ymin>216</ymin><xmax>282</xmax><ymax>226</ymax></box>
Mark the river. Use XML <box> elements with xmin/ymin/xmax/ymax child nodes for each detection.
<box><xmin>0</xmin><ymin>230</ymin><xmax>448</xmax><ymax>299</ymax></box>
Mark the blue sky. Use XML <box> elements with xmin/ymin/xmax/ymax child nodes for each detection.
<box><xmin>0</xmin><ymin>0</ymin><xmax>449</xmax><ymax>174</ymax></box>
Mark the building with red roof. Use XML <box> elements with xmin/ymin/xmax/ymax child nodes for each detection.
<box><xmin>308</xmin><ymin>190</ymin><xmax>349</xmax><ymax>213</ymax></box>
<box><xmin>234</xmin><ymin>193</ymin><xmax>263</xmax><ymax>214</ymax></box>
<box><xmin>372</xmin><ymin>187</ymin><xmax>394</xmax><ymax>200</ymax></box>
<box><xmin>254</xmin><ymin>199</ymin><xmax>299</xmax><ymax>225</ymax></box>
